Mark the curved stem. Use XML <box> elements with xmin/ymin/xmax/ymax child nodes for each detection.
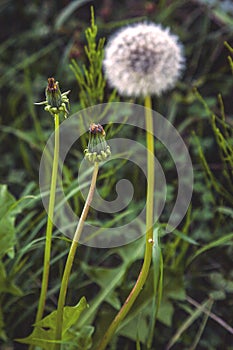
<box><xmin>36</xmin><ymin>113</ymin><xmax>60</xmax><ymax>321</ymax></box>
<box><xmin>53</xmin><ymin>162</ymin><xmax>99</xmax><ymax>350</ymax></box>
<box><xmin>97</xmin><ymin>96</ymin><xmax>155</xmax><ymax>350</ymax></box>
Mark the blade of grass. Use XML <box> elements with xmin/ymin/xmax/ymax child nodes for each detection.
<box><xmin>187</xmin><ymin>296</ymin><xmax>233</xmax><ymax>335</ymax></box>
<box><xmin>186</xmin><ymin>232</ymin><xmax>233</xmax><ymax>266</ymax></box>
<box><xmin>166</xmin><ymin>299</ymin><xmax>213</xmax><ymax>350</ymax></box>
<box><xmin>188</xmin><ymin>299</ymin><xmax>213</xmax><ymax>350</ymax></box>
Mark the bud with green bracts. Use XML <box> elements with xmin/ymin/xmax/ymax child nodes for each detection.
<box><xmin>35</xmin><ymin>77</ymin><xmax>70</xmax><ymax>118</ymax></box>
<box><xmin>46</xmin><ymin>77</ymin><xmax>62</xmax><ymax>108</ymax></box>
<box><xmin>84</xmin><ymin>123</ymin><xmax>111</xmax><ymax>163</ymax></box>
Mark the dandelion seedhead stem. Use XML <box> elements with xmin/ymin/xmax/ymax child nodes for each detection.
<box><xmin>97</xmin><ymin>96</ymin><xmax>155</xmax><ymax>350</ymax></box>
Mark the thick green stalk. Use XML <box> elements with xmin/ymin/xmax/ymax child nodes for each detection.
<box><xmin>29</xmin><ymin>113</ymin><xmax>60</xmax><ymax>349</ymax></box>
<box><xmin>53</xmin><ymin>162</ymin><xmax>99</xmax><ymax>350</ymax></box>
<box><xmin>97</xmin><ymin>96</ymin><xmax>155</xmax><ymax>350</ymax></box>
<box><xmin>36</xmin><ymin>113</ymin><xmax>60</xmax><ymax>320</ymax></box>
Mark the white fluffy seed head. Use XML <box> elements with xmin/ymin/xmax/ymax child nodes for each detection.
<box><xmin>103</xmin><ymin>23</ymin><xmax>185</xmax><ymax>97</ymax></box>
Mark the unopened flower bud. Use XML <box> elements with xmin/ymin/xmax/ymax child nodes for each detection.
<box><xmin>35</xmin><ymin>77</ymin><xmax>70</xmax><ymax>118</ymax></box>
<box><xmin>84</xmin><ymin>123</ymin><xmax>111</xmax><ymax>163</ymax></box>
<box><xmin>46</xmin><ymin>77</ymin><xmax>62</xmax><ymax>108</ymax></box>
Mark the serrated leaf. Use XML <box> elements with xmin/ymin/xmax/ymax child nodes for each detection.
<box><xmin>16</xmin><ymin>327</ymin><xmax>55</xmax><ymax>348</ymax></box>
<box><xmin>35</xmin><ymin>296</ymin><xmax>87</xmax><ymax>334</ymax></box>
<box><xmin>17</xmin><ymin>297</ymin><xmax>87</xmax><ymax>348</ymax></box>
<box><xmin>77</xmin><ymin>238</ymin><xmax>145</xmax><ymax>328</ymax></box>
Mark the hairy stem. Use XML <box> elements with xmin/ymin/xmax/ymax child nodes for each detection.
<box><xmin>53</xmin><ymin>162</ymin><xmax>99</xmax><ymax>350</ymax></box>
<box><xmin>97</xmin><ymin>96</ymin><xmax>155</xmax><ymax>350</ymax></box>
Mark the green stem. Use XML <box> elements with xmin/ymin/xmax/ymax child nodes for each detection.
<box><xmin>37</xmin><ymin>114</ymin><xmax>60</xmax><ymax>318</ymax></box>
<box><xmin>97</xmin><ymin>95</ymin><xmax>155</xmax><ymax>350</ymax></box>
<box><xmin>29</xmin><ymin>113</ymin><xmax>60</xmax><ymax>349</ymax></box>
<box><xmin>53</xmin><ymin>162</ymin><xmax>99</xmax><ymax>350</ymax></box>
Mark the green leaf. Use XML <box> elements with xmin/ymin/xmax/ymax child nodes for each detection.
<box><xmin>0</xmin><ymin>216</ymin><xmax>15</xmax><ymax>258</ymax></box>
<box><xmin>0</xmin><ymin>307</ymin><xmax>7</xmax><ymax>341</ymax></box>
<box><xmin>217</xmin><ymin>206</ymin><xmax>233</xmax><ymax>218</ymax></box>
<box><xmin>187</xmin><ymin>232</ymin><xmax>233</xmax><ymax>266</ymax></box>
<box><xmin>113</xmin><ymin>237</ymin><xmax>144</xmax><ymax>264</ymax></box>
<box><xmin>209</xmin><ymin>290</ymin><xmax>226</xmax><ymax>301</ymax></box>
<box><xmin>0</xmin><ymin>185</ymin><xmax>17</xmax><ymax>258</ymax></box>
<box><xmin>76</xmin><ymin>325</ymin><xmax>94</xmax><ymax>350</ymax></box>
<box><xmin>0</xmin><ymin>126</ymin><xmax>42</xmax><ymax>151</ymax></box>
<box><xmin>166</xmin><ymin>299</ymin><xmax>213</xmax><ymax>349</ymax></box>
<box><xmin>157</xmin><ymin>297</ymin><xmax>174</xmax><ymax>327</ymax></box>
<box><xmin>16</xmin><ymin>327</ymin><xmax>56</xmax><ymax>348</ymax></box>
<box><xmin>81</xmin><ymin>263</ymin><xmax>122</xmax><ymax>310</ymax></box>
<box><xmin>0</xmin><ymin>186</ymin><xmax>22</xmax><ymax>296</ymax></box>
<box><xmin>36</xmin><ymin>297</ymin><xmax>87</xmax><ymax>334</ymax></box>
<box><xmin>0</xmin><ymin>184</ymin><xmax>16</xmax><ymax>217</ymax></box>
<box><xmin>78</xmin><ymin>237</ymin><xmax>144</xmax><ymax>328</ymax></box>
<box><xmin>117</xmin><ymin>271</ymin><xmax>173</xmax><ymax>343</ymax></box>
<box><xmin>171</xmin><ymin>229</ymin><xmax>199</xmax><ymax>245</ymax></box>
<box><xmin>16</xmin><ymin>297</ymin><xmax>87</xmax><ymax>348</ymax></box>
<box><xmin>164</xmin><ymin>268</ymin><xmax>186</xmax><ymax>301</ymax></box>
<box><xmin>136</xmin><ymin>334</ymin><xmax>141</xmax><ymax>350</ymax></box>
<box><xmin>119</xmin><ymin>296</ymin><xmax>173</xmax><ymax>342</ymax></box>
<box><xmin>0</xmin><ymin>260</ymin><xmax>22</xmax><ymax>296</ymax></box>
<box><xmin>212</xmin><ymin>9</ymin><xmax>233</xmax><ymax>28</ymax></box>
<box><xmin>118</xmin><ymin>310</ymin><xmax>149</xmax><ymax>344</ymax></box>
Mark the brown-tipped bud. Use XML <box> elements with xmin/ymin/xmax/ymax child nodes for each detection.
<box><xmin>45</xmin><ymin>77</ymin><xmax>62</xmax><ymax>108</ymax></box>
<box><xmin>84</xmin><ymin>123</ymin><xmax>111</xmax><ymax>163</ymax></box>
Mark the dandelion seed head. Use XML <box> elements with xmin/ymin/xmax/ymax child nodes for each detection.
<box><xmin>103</xmin><ymin>23</ymin><xmax>185</xmax><ymax>97</ymax></box>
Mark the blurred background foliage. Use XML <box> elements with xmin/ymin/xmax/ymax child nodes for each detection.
<box><xmin>0</xmin><ymin>0</ymin><xmax>233</xmax><ymax>349</ymax></box>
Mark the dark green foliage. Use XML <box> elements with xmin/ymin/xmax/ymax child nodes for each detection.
<box><xmin>0</xmin><ymin>1</ymin><xmax>233</xmax><ymax>349</ymax></box>
<box><xmin>17</xmin><ymin>297</ymin><xmax>88</xmax><ymax>348</ymax></box>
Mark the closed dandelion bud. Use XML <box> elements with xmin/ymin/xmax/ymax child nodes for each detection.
<box><xmin>103</xmin><ymin>23</ymin><xmax>185</xmax><ymax>97</ymax></box>
<box><xmin>35</xmin><ymin>77</ymin><xmax>70</xmax><ymax>118</ymax></box>
<box><xmin>46</xmin><ymin>77</ymin><xmax>62</xmax><ymax>108</ymax></box>
<box><xmin>84</xmin><ymin>123</ymin><xmax>111</xmax><ymax>163</ymax></box>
